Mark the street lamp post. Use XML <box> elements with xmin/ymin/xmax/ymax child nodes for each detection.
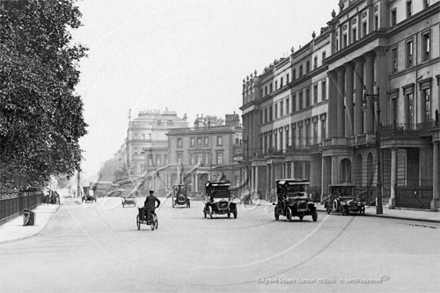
<box><xmin>363</xmin><ymin>87</ymin><xmax>383</xmax><ymax>215</ymax></box>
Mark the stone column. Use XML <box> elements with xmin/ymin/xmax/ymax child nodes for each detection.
<box><xmin>375</xmin><ymin>47</ymin><xmax>388</xmax><ymax>126</ymax></box>
<box><xmin>336</xmin><ymin>66</ymin><xmax>346</xmax><ymax>137</ymax></box>
<box><xmin>331</xmin><ymin>156</ymin><xmax>339</xmax><ymax>184</ymax></box>
<box><xmin>255</xmin><ymin>166</ymin><xmax>259</xmax><ymax>193</ymax></box>
<box><xmin>354</xmin><ymin>57</ymin><xmax>364</xmax><ymax>135</ymax></box>
<box><xmin>364</xmin><ymin>52</ymin><xmax>375</xmax><ymax>133</ymax></box>
<box><xmin>195</xmin><ymin>173</ymin><xmax>199</xmax><ymax>192</ymax></box>
<box><xmin>328</xmin><ymin>71</ymin><xmax>338</xmax><ymax>138</ymax></box>
<box><xmin>431</xmin><ymin>142</ymin><xmax>440</xmax><ymax>211</ymax></box>
<box><xmin>345</xmin><ymin>62</ymin><xmax>354</xmax><ymax>137</ymax></box>
<box><xmin>389</xmin><ymin>148</ymin><xmax>397</xmax><ymax>209</ymax></box>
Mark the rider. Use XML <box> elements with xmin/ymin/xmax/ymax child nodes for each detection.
<box><xmin>144</xmin><ymin>190</ymin><xmax>161</xmax><ymax>222</ymax></box>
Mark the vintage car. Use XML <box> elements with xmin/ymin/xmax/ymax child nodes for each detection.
<box><xmin>274</xmin><ymin>179</ymin><xmax>318</xmax><ymax>222</ymax></box>
<box><xmin>203</xmin><ymin>181</ymin><xmax>237</xmax><ymax>219</ymax></box>
<box><xmin>172</xmin><ymin>184</ymin><xmax>190</xmax><ymax>208</ymax></box>
<box><xmin>82</xmin><ymin>186</ymin><xmax>97</xmax><ymax>203</ymax></box>
<box><xmin>122</xmin><ymin>196</ymin><xmax>137</xmax><ymax>207</ymax></box>
<box><xmin>325</xmin><ymin>184</ymin><xmax>365</xmax><ymax>215</ymax></box>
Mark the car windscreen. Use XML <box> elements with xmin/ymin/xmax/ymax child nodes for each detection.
<box><xmin>211</xmin><ymin>190</ymin><xmax>230</xmax><ymax>198</ymax></box>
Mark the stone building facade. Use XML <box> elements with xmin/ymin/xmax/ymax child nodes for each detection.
<box><xmin>241</xmin><ymin>0</ymin><xmax>439</xmax><ymax>210</ymax></box>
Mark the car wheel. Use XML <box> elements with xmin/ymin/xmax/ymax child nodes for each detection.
<box><xmin>333</xmin><ymin>200</ymin><xmax>339</xmax><ymax>212</ymax></box>
<box><xmin>274</xmin><ymin>209</ymin><xmax>279</xmax><ymax>221</ymax></box>
<box><xmin>233</xmin><ymin>209</ymin><xmax>237</xmax><ymax>219</ymax></box>
<box><xmin>286</xmin><ymin>207</ymin><xmax>292</xmax><ymax>222</ymax></box>
<box><xmin>312</xmin><ymin>208</ymin><xmax>318</xmax><ymax>222</ymax></box>
<box><xmin>136</xmin><ymin>215</ymin><xmax>140</xmax><ymax>230</ymax></box>
<box><xmin>154</xmin><ymin>215</ymin><xmax>158</xmax><ymax>230</ymax></box>
<box><xmin>299</xmin><ymin>216</ymin><xmax>304</xmax><ymax>221</ymax></box>
<box><xmin>203</xmin><ymin>211</ymin><xmax>207</xmax><ymax>218</ymax></box>
<box><xmin>208</xmin><ymin>206</ymin><xmax>213</xmax><ymax>219</ymax></box>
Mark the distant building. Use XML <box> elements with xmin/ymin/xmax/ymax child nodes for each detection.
<box><xmin>166</xmin><ymin>114</ymin><xmax>243</xmax><ymax>195</ymax></box>
<box><xmin>115</xmin><ymin>109</ymin><xmax>188</xmax><ymax>189</ymax></box>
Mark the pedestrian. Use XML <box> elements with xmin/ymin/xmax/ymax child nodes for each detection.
<box><xmin>144</xmin><ymin>190</ymin><xmax>161</xmax><ymax>223</ymax></box>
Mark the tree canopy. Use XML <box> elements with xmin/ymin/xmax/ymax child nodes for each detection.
<box><xmin>0</xmin><ymin>0</ymin><xmax>88</xmax><ymax>191</ymax></box>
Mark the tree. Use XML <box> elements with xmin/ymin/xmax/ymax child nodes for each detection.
<box><xmin>0</xmin><ymin>0</ymin><xmax>88</xmax><ymax>191</ymax></box>
<box><xmin>99</xmin><ymin>158</ymin><xmax>119</xmax><ymax>182</ymax></box>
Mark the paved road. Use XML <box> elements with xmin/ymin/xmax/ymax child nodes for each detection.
<box><xmin>1</xmin><ymin>197</ymin><xmax>439</xmax><ymax>293</ymax></box>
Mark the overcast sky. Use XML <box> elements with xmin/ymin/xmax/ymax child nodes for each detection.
<box><xmin>72</xmin><ymin>0</ymin><xmax>339</xmax><ymax>177</ymax></box>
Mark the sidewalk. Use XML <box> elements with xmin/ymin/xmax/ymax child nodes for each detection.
<box><xmin>253</xmin><ymin>200</ymin><xmax>440</xmax><ymax>223</ymax></box>
<box><xmin>0</xmin><ymin>204</ymin><xmax>60</xmax><ymax>244</ymax></box>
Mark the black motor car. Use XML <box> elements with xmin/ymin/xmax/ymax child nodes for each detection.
<box><xmin>325</xmin><ymin>184</ymin><xmax>365</xmax><ymax>215</ymax></box>
<box><xmin>274</xmin><ymin>179</ymin><xmax>318</xmax><ymax>222</ymax></box>
<box><xmin>172</xmin><ymin>184</ymin><xmax>190</xmax><ymax>208</ymax></box>
<box><xmin>203</xmin><ymin>181</ymin><xmax>237</xmax><ymax>219</ymax></box>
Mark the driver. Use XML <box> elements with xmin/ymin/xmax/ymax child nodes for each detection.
<box><xmin>144</xmin><ymin>190</ymin><xmax>161</xmax><ymax>222</ymax></box>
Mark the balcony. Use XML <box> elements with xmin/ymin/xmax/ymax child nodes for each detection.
<box><xmin>381</xmin><ymin>120</ymin><xmax>437</xmax><ymax>138</ymax></box>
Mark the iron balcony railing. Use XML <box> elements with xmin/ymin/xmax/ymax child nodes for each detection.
<box><xmin>381</xmin><ymin>120</ymin><xmax>437</xmax><ymax>137</ymax></box>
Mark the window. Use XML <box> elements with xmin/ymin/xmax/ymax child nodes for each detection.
<box><xmin>305</xmin><ymin>122</ymin><xmax>310</xmax><ymax>146</ymax></box>
<box><xmin>362</xmin><ymin>22</ymin><xmax>367</xmax><ymax>37</ymax></box>
<box><xmin>280</xmin><ymin>77</ymin><xmax>283</xmax><ymax>88</ymax></box>
<box><xmin>299</xmin><ymin>92</ymin><xmax>303</xmax><ymax>109</ymax></box>
<box><xmin>265</xmin><ymin>108</ymin><xmax>268</xmax><ymax>123</ymax></box>
<box><xmin>140</xmin><ymin>147</ymin><xmax>145</xmax><ymax>155</ymax></box>
<box><xmin>306</xmin><ymin>61</ymin><xmax>310</xmax><ymax>73</ymax></box>
<box><xmin>148</xmin><ymin>155</ymin><xmax>153</xmax><ymax>166</ymax></box>
<box><xmin>314</xmin><ymin>56</ymin><xmax>318</xmax><ymax>69</ymax></box>
<box><xmin>204</xmin><ymin>137</ymin><xmax>209</xmax><ymax>146</ymax></box>
<box><xmin>353</xmin><ymin>28</ymin><xmax>357</xmax><ymax>42</ymax></box>
<box><xmin>391</xmin><ymin>9</ymin><xmax>397</xmax><ymax>26</ymax></box>
<box><xmin>405</xmin><ymin>92</ymin><xmax>414</xmax><ymax>124</ymax></box>
<box><xmin>280</xmin><ymin>101</ymin><xmax>283</xmax><ymax>117</ymax></box>
<box><xmin>275</xmin><ymin>81</ymin><xmax>278</xmax><ymax>90</ymax></box>
<box><xmin>321</xmin><ymin>118</ymin><xmax>326</xmax><ymax>140</ymax></box>
<box><xmin>134</xmin><ymin>133</ymin><xmax>138</xmax><ymax>139</ymax></box>
<box><xmin>286</xmin><ymin>97</ymin><xmax>290</xmax><ymax>114</ymax></box>
<box><xmin>322</xmin><ymin>51</ymin><xmax>326</xmax><ymax>61</ymax></box>
<box><xmin>298</xmin><ymin>126</ymin><xmax>303</xmax><ymax>146</ymax></box>
<box><xmin>285</xmin><ymin>128</ymin><xmax>289</xmax><ymax>148</ymax></box>
<box><xmin>164</xmin><ymin>154</ymin><xmax>168</xmax><ymax>165</ymax></box>
<box><xmin>197</xmin><ymin>137</ymin><xmax>202</xmax><ymax>146</ymax></box>
<box><xmin>391</xmin><ymin>97</ymin><xmax>398</xmax><ymax>125</ymax></box>
<box><xmin>422</xmin><ymin>31</ymin><xmax>431</xmax><ymax>61</ymax></box>
<box><xmin>291</xmin><ymin>127</ymin><xmax>296</xmax><ymax>147</ymax></box>
<box><xmin>322</xmin><ymin>80</ymin><xmax>327</xmax><ymax>101</ymax></box>
<box><xmin>314</xmin><ymin>84</ymin><xmax>318</xmax><ymax>104</ymax></box>
<box><xmin>422</xmin><ymin>88</ymin><xmax>431</xmax><ymax>123</ymax></box>
<box><xmin>190</xmin><ymin>137</ymin><xmax>195</xmax><ymax>147</ymax></box>
<box><xmin>275</xmin><ymin>103</ymin><xmax>278</xmax><ymax>119</ymax></box>
<box><xmin>216</xmin><ymin>153</ymin><xmax>223</xmax><ymax>165</ymax></box>
<box><xmin>406</xmin><ymin>40</ymin><xmax>413</xmax><ymax>68</ymax></box>
<box><xmin>299</xmin><ymin>65</ymin><xmax>303</xmax><ymax>77</ymax></box>
<box><xmin>407</xmin><ymin>1</ymin><xmax>412</xmax><ymax>18</ymax></box>
<box><xmin>177</xmin><ymin>138</ymin><xmax>182</xmax><ymax>148</ymax></box>
<box><xmin>142</xmin><ymin>133</ymin><xmax>145</xmax><ymax>140</ymax></box>
<box><xmin>156</xmin><ymin>155</ymin><xmax>161</xmax><ymax>166</ymax></box>
<box><xmin>336</xmin><ymin>39</ymin><xmax>339</xmax><ymax>51</ymax></box>
<box><xmin>391</xmin><ymin>47</ymin><xmax>398</xmax><ymax>73</ymax></box>
<box><xmin>274</xmin><ymin>132</ymin><xmax>277</xmax><ymax>150</ymax></box>
<box><xmin>190</xmin><ymin>154</ymin><xmax>195</xmax><ymax>165</ymax></box>
<box><xmin>204</xmin><ymin>153</ymin><xmax>209</xmax><ymax>165</ymax></box>
<box><xmin>306</xmin><ymin>88</ymin><xmax>310</xmax><ymax>107</ymax></box>
<box><xmin>269</xmin><ymin>106</ymin><xmax>273</xmax><ymax>120</ymax></box>
<box><xmin>177</xmin><ymin>153</ymin><xmax>183</xmax><ymax>164</ymax></box>
<box><xmin>134</xmin><ymin>147</ymin><xmax>138</xmax><ymax>155</ymax></box>
<box><xmin>292</xmin><ymin>94</ymin><xmax>296</xmax><ymax>112</ymax></box>
<box><xmin>343</xmin><ymin>34</ymin><xmax>347</xmax><ymax>48</ymax></box>
<box><xmin>260</xmin><ymin>110</ymin><xmax>264</xmax><ymax>124</ymax></box>
<box><xmin>313</xmin><ymin>121</ymin><xmax>318</xmax><ymax>145</ymax></box>
<box><xmin>270</xmin><ymin>83</ymin><xmax>273</xmax><ymax>92</ymax></box>
<box><xmin>197</xmin><ymin>154</ymin><xmax>203</xmax><ymax>164</ymax></box>
<box><xmin>292</xmin><ymin>69</ymin><xmax>296</xmax><ymax>80</ymax></box>
<box><xmin>279</xmin><ymin>130</ymin><xmax>283</xmax><ymax>151</ymax></box>
<box><xmin>217</xmin><ymin>136</ymin><xmax>223</xmax><ymax>146</ymax></box>
<box><xmin>265</xmin><ymin>86</ymin><xmax>268</xmax><ymax>96</ymax></box>
<box><xmin>287</xmin><ymin>74</ymin><xmax>290</xmax><ymax>83</ymax></box>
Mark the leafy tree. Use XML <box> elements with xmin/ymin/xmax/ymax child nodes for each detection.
<box><xmin>0</xmin><ymin>0</ymin><xmax>88</xmax><ymax>191</ymax></box>
<box><xmin>99</xmin><ymin>158</ymin><xmax>119</xmax><ymax>182</ymax></box>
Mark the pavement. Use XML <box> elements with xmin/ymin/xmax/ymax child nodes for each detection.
<box><xmin>1</xmin><ymin>198</ymin><xmax>438</xmax><ymax>245</ymax></box>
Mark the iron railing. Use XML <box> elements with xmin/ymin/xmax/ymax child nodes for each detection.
<box><xmin>0</xmin><ymin>191</ymin><xmax>43</xmax><ymax>226</ymax></box>
<box><xmin>381</xmin><ymin>120</ymin><xmax>437</xmax><ymax>137</ymax></box>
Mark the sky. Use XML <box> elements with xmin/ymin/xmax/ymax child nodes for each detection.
<box><xmin>72</xmin><ymin>0</ymin><xmax>340</xmax><ymax>177</ymax></box>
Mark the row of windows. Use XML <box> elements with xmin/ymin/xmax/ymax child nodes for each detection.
<box><xmin>177</xmin><ymin>136</ymin><xmax>223</xmax><ymax>148</ymax></box>
<box><xmin>138</xmin><ymin>154</ymin><xmax>169</xmax><ymax>167</ymax></box>
<box><xmin>261</xmin><ymin>117</ymin><xmax>327</xmax><ymax>153</ymax></box>
<box><xmin>390</xmin><ymin>31</ymin><xmax>431</xmax><ymax>74</ymax></box>
<box><xmin>261</xmin><ymin>51</ymin><xmax>327</xmax><ymax>98</ymax></box>
<box><xmin>261</xmin><ymin>80</ymin><xmax>327</xmax><ymax>124</ymax></box>
<box><xmin>176</xmin><ymin>152</ymin><xmax>223</xmax><ymax>165</ymax></box>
